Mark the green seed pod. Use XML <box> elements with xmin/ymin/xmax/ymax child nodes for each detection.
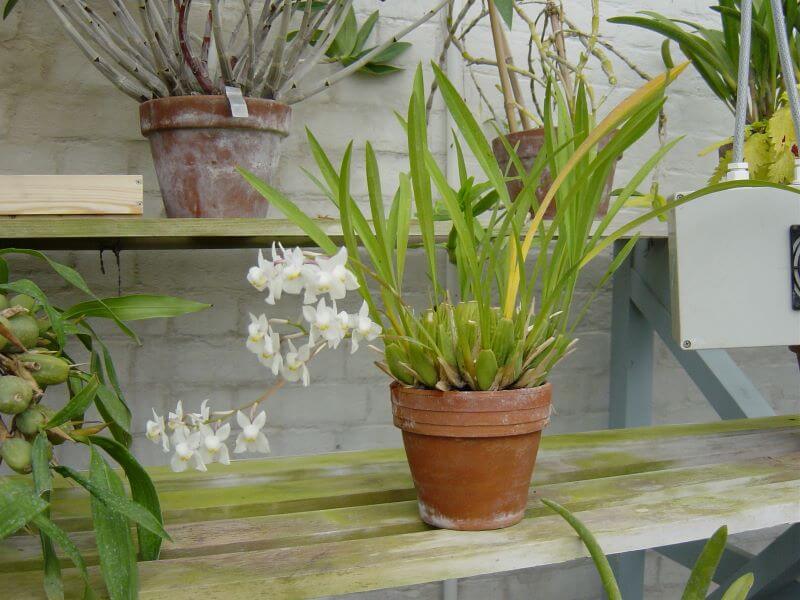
<box><xmin>10</xmin><ymin>294</ymin><xmax>37</xmax><ymax>312</ymax></box>
<box><xmin>1</xmin><ymin>438</ymin><xmax>33</xmax><ymax>474</ymax></box>
<box><xmin>476</xmin><ymin>349</ymin><xmax>499</xmax><ymax>391</ymax></box>
<box><xmin>16</xmin><ymin>353</ymin><xmax>70</xmax><ymax>386</ymax></box>
<box><xmin>36</xmin><ymin>316</ymin><xmax>52</xmax><ymax>336</ymax></box>
<box><xmin>6</xmin><ymin>314</ymin><xmax>40</xmax><ymax>351</ymax></box>
<box><xmin>0</xmin><ymin>294</ymin><xmax>8</xmax><ymax>310</ymax></box>
<box><xmin>0</xmin><ymin>316</ymin><xmax>9</xmax><ymax>351</ymax></box>
<box><xmin>408</xmin><ymin>344</ymin><xmax>438</xmax><ymax>388</ymax></box>
<box><xmin>0</xmin><ymin>376</ymin><xmax>34</xmax><ymax>414</ymax></box>
<box><xmin>385</xmin><ymin>344</ymin><xmax>415</xmax><ymax>385</ymax></box>
<box><xmin>15</xmin><ymin>404</ymin><xmax>54</xmax><ymax>436</ymax></box>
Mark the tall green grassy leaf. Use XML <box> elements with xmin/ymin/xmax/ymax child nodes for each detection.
<box><xmin>46</xmin><ymin>375</ymin><xmax>100</xmax><ymax>429</ymax></box>
<box><xmin>32</xmin><ymin>434</ymin><xmax>62</xmax><ymax>600</ymax></box>
<box><xmin>0</xmin><ymin>479</ymin><xmax>48</xmax><ymax>539</ymax></box>
<box><xmin>682</xmin><ymin>525</ymin><xmax>728</xmax><ymax>600</ymax></box>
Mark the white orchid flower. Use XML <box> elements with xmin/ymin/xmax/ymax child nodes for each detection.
<box><xmin>234</xmin><ymin>411</ymin><xmax>270</xmax><ymax>454</ymax></box>
<box><xmin>189</xmin><ymin>399</ymin><xmax>211</xmax><ymax>426</ymax></box>
<box><xmin>145</xmin><ymin>409</ymin><xmax>170</xmax><ymax>452</ymax></box>
<box><xmin>281</xmin><ymin>341</ymin><xmax>311</xmax><ymax>386</ymax></box>
<box><xmin>302</xmin><ymin>298</ymin><xmax>345</xmax><ymax>348</ymax></box>
<box><xmin>170</xmin><ymin>429</ymin><xmax>206</xmax><ymax>472</ymax></box>
<box><xmin>198</xmin><ymin>423</ymin><xmax>231</xmax><ymax>465</ymax></box>
<box><xmin>246</xmin><ymin>313</ymin><xmax>270</xmax><ymax>354</ymax></box>
<box><xmin>280</xmin><ymin>247</ymin><xmax>307</xmax><ymax>295</ymax></box>
<box><xmin>306</xmin><ymin>248</ymin><xmax>358</xmax><ymax>301</ymax></box>
<box><xmin>257</xmin><ymin>329</ymin><xmax>283</xmax><ymax>375</ymax></box>
<box><xmin>349</xmin><ymin>301</ymin><xmax>382</xmax><ymax>353</ymax></box>
<box><xmin>167</xmin><ymin>400</ymin><xmax>190</xmax><ymax>440</ymax></box>
<box><xmin>247</xmin><ymin>249</ymin><xmax>274</xmax><ymax>291</ymax></box>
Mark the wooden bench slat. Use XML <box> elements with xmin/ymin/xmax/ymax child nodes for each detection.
<box><xmin>2</xmin><ymin>415</ymin><xmax>797</xmax><ymax>598</ymax></box>
<box><xmin>43</xmin><ymin>423</ymin><xmax>800</xmax><ymax>532</ymax></box>
<box><xmin>3</xmin><ymin>452</ymin><xmax>796</xmax><ymax>574</ymax></box>
<box><xmin>5</xmin><ymin>478</ymin><xmax>797</xmax><ymax>599</ymax></box>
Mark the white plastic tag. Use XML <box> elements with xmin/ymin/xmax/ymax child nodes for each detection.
<box><xmin>225</xmin><ymin>85</ymin><xmax>249</xmax><ymax>118</ymax></box>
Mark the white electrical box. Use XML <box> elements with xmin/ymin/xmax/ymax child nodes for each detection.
<box><xmin>669</xmin><ymin>185</ymin><xmax>800</xmax><ymax>350</ymax></box>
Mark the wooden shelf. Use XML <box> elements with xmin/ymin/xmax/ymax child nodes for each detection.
<box><xmin>0</xmin><ymin>209</ymin><xmax>667</xmax><ymax>251</ymax></box>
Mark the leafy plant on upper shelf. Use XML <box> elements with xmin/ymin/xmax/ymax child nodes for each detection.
<box><xmin>1</xmin><ymin>0</ymin><xmax>441</xmax><ymax>104</ymax></box>
<box><xmin>610</xmin><ymin>1</ymin><xmax>800</xmax><ymax>184</ymax></box>
<box><xmin>543</xmin><ymin>499</ymin><xmax>755</xmax><ymax>600</ymax></box>
<box><xmin>0</xmin><ymin>249</ymin><xmax>208</xmax><ymax>599</ymax></box>
<box><xmin>237</xmin><ymin>62</ymin><xmax>703</xmax><ymax>393</ymax></box>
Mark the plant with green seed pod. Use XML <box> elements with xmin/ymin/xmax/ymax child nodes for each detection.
<box><xmin>242</xmin><ymin>63</ymin><xmax>706</xmax><ymax>392</ymax></box>
<box><xmin>0</xmin><ymin>249</ymin><xmax>209</xmax><ymax>599</ymax></box>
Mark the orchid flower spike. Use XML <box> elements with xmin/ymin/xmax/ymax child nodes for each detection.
<box><xmin>257</xmin><ymin>329</ymin><xmax>283</xmax><ymax>376</ymax></box>
<box><xmin>303</xmin><ymin>298</ymin><xmax>345</xmax><ymax>348</ymax></box>
<box><xmin>246</xmin><ymin>313</ymin><xmax>271</xmax><ymax>354</ymax></box>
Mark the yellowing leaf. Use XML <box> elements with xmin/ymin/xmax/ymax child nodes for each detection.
<box><xmin>743</xmin><ymin>132</ymin><xmax>771</xmax><ymax>180</ymax></box>
<box><xmin>768</xmin><ymin>149</ymin><xmax>795</xmax><ymax>183</ymax></box>
<box><xmin>709</xmin><ymin>148</ymin><xmax>731</xmax><ymax>184</ymax></box>
<box><xmin>767</xmin><ymin>105</ymin><xmax>796</xmax><ymax>152</ymax></box>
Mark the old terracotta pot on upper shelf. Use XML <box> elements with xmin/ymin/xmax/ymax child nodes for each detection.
<box><xmin>140</xmin><ymin>95</ymin><xmax>291</xmax><ymax>218</ymax></box>
<box><xmin>492</xmin><ymin>127</ymin><xmax>617</xmax><ymax>219</ymax></box>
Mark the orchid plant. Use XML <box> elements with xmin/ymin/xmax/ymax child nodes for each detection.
<box><xmin>233</xmin><ymin>63</ymin><xmax>701</xmax><ymax>396</ymax></box>
<box><xmin>147</xmin><ymin>245</ymin><xmax>381</xmax><ymax>472</ymax></box>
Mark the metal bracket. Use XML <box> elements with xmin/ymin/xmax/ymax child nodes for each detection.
<box><xmin>791</xmin><ymin>224</ymin><xmax>800</xmax><ymax>310</ymax></box>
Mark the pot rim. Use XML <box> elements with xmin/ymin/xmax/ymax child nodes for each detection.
<box><xmin>390</xmin><ymin>382</ymin><xmax>552</xmax><ymax>438</ymax></box>
<box><xmin>139</xmin><ymin>95</ymin><xmax>292</xmax><ymax>136</ymax></box>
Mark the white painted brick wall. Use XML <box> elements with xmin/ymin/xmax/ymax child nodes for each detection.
<box><xmin>1</xmin><ymin>2</ymin><xmax>797</xmax><ymax>598</ymax></box>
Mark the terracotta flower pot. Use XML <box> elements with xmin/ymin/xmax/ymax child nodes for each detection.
<box><xmin>491</xmin><ymin>128</ymin><xmax>616</xmax><ymax>219</ymax></box>
<box><xmin>140</xmin><ymin>95</ymin><xmax>292</xmax><ymax>218</ymax></box>
<box><xmin>391</xmin><ymin>382</ymin><xmax>552</xmax><ymax>531</ymax></box>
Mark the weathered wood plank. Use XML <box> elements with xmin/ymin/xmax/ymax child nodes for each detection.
<box><xmin>2</xmin><ymin>416</ymin><xmax>796</xmax><ymax>597</ymax></box>
<box><xmin>5</xmin><ymin>478</ymin><xmax>797</xmax><ymax>599</ymax></box>
<box><xmin>0</xmin><ymin>175</ymin><xmax>143</xmax><ymax>215</ymax></box>
<box><xmin>3</xmin><ymin>453</ymin><xmax>795</xmax><ymax>574</ymax></box>
<box><xmin>0</xmin><ymin>207</ymin><xmax>666</xmax><ymax>250</ymax></box>
<box><xmin>38</xmin><ymin>420</ymin><xmax>800</xmax><ymax>533</ymax></box>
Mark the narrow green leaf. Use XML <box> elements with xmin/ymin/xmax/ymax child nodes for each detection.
<box><xmin>91</xmin><ymin>435</ymin><xmax>163</xmax><ymax>561</ymax></box>
<box><xmin>407</xmin><ymin>66</ymin><xmax>439</xmax><ymax>299</ymax></box>
<box><xmin>682</xmin><ymin>525</ymin><xmax>728</xmax><ymax>600</ymax></box>
<box><xmin>95</xmin><ymin>383</ymin><xmax>132</xmax><ymax>432</ymax></box>
<box><xmin>720</xmin><ymin>573</ymin><xmax>755</xmax><ymax>600</ymax></box>
<box><xmin>90</xmin><ymin>448</ymin><xmax>138</xmax><ymax>600</ymax></box>
<box><xmin>32</xmin><ymin>433</ymin><xmax>62</xmax><ymax>600</ymax></box>
<box><xmin>237</xmin><ymin>167</ymin><xmax>338</xmax><ymax>255</ymax></box>
<box><xmin>0</xmin><ymin>256</ymin><xmax>8</xmax><ymax>283</ymax></box>
<box><xmin>542</xmin><ymin>499</ymin><xmax>622</xmax><ymax>600</ymax></box>
<box><xmin>0</xmin><ymin>479</ymin><xmax>48</xmax><ymax>540</ymax></box>
<box><xmin>63</xmin><ymin>295</ymin><xmax>209</xmax><ymax>322</ymax></box>
<box><xmin>3</xmin><ymin>0</ymin><xmax>21</xmax><ymax>19</ymax></box>
<box><xmin>30</xmin><ymin>514</ymin><xmax>93</xmax><ymax>596</ymax></box>
<box><xmin>54</xmin><ymin>465</ymin><xmax>171</xmax><ymax>541</ymax></box>
<box><xmin>46</xmin><ymin>376</ymin><xmax>100</xmax><ymax>429</ymax></box>
<box><xmin>494</xmin><ymin>0</ymin><xmax>513</xmax><ymax>28</ymax></box>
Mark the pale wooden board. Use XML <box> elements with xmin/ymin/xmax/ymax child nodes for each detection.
<box><xmin>0</xmin><ymin>207</ymin><xmax>666</xmax><ymax>250</ymax></box>
<box><xmin>1</xmin><ymin>416</ymin><xmax>797</xmax><ymax>597</ymax></box>
<box><xmin>0</xmin><ymin>175</ymin><xmax>143</xmax><ymax>215</ymax></box>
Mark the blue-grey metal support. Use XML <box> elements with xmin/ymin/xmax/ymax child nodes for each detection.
<box><xmin>607</xmin><ymin>238</ymin><xmax>794</xmax><ymax>599</ymax></box>
<box><xmin>608</xmin><ymin>240</ymin><xmax>654</xmax><ymax>599</ymax></box>
<box><xmin>709</xmin><ymin>524</ymin><xmax>800</xmax><ymax>600</ymax></box>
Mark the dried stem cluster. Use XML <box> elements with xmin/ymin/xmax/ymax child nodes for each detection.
<box><xmin>442</xmin><ymin>0</ymin><xmax>651</xmax><ymax>128</ymax></box>
<box><xmin>42</xmin><ymin>0</ymin><xmax>448</xmax><ymax>104</ymax></box>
